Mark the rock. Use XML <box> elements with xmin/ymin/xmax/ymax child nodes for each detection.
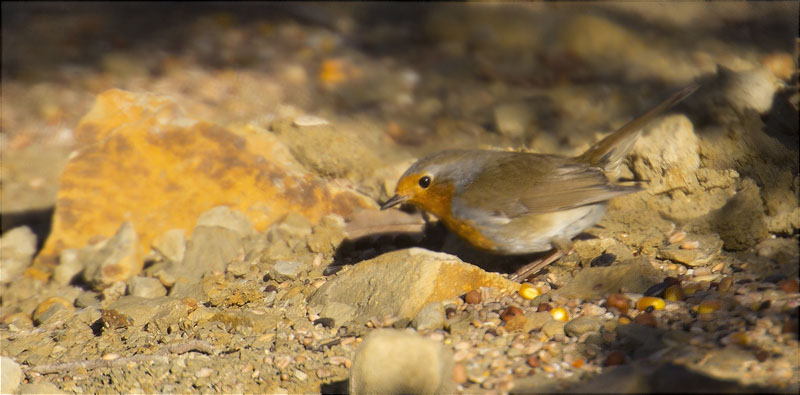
<box><xmin>711</xmin><ymin>178</ymin><xmax>768</xmax><ymax>250</ymax></box>
<box><xmin>176</xmin><ymin>225</ymin><xmax>243</xmax><ymax>281</ymax></box>
<box><xmin>152</xmin><ymin>229</ymin><xmax>186</xmax><ymax>263</ymax></box>
<box><xmin>310</xmin><ymin>248</ymin><xmax>518</xmax><ymax>325</ymax></box>
<box><xmin>412</xmin><ymin>301</ymin><xmax>446</xmax><ymax>331</ymax></box>
<box><xmin>541</xmin><ymin>319</ymin><xmax>566</xmax><ymax>339</ymax></box>
<box><xmin>630</xmin><ymin>115</ymin><xmax>700</xmax><ymax>195</ymax></box>
<box><xmin>35</xmin><ymin>89</ymin><xmax>375</xmax><ymax>269</ymax></box>
<box><xmin>1</xmin><ymin>356</ymin><xmax>22</xmax><ymax>394</ymax></box>
<box><xmin>52</xmin><ymin>248</ymin><xmax>83</xmax><ymax>285</ymax></box>
<box><xmin>494</xmin><ymin>101</ymin><xmax>533</xmax><ymax>139</ymax></box>
<box><xmin>558</xmin><ymin>14</ymin><xmax>696</xmax><ymax>82</ymax></box>
<box><xmin>695</xmin><ymin>346</ymin><xmax>758</xmax><ymax>382</ymax></box>
<box><xmin>0</xmin><ymin>226</ymin><xmax>37</xmax><ymax>283</ymax></box>
<box><xmin>349</xmin><ymin>329</ymin><xmax>454</xmax><ymax>394</ymax></box>
<box><xmin>106</xmin><ymin>296</ymin><xmax>176</xmax><ymax>327</ymax></box>
<box><xmin>32</xmin><ymin>297</ymin><xmax>75</xmax><ymax>326</ymax></box>
<box><xmin>270</xmin><ymin>260</ymin><xmax>307</xmax><ymax>282</ymax></box>
<box><xmin>81</xmin><ymin>221</ymin><xmax>141</xmax><ymax>290</ymax></box>
<box><xmin>318</xmin><ymin>302</ymin><xmax>355</xmax><ymax>327</ymax></box>
<box><xmin>523</xmin><ymin>311</ymin><xmax>554</xmax><ymax>333</ymax></box>
<box><xmin>196</xmin><ymin>206</ymin><xmax>255</xmax><ymax>237</ymax></box>
<box><xmin>18</xmin><ymin>382</ymin><xmax>68</xmax><ymax>395</ymax></box>
<box><xmin>554</xmin><ymin>257</ymin><xmax>662</xmax><ymax>300</ymax></box>
<box><xmin>564</xmin><ymin>316</ymin><xmax>603</xmax><ymax>337</ymax></box>
<box><xmin>657</xmin><ymin>233</ymin><xmax>723</xmax><ymax>267</ymax></box>
<box><xmin>128</xmin><ymin>276</ymin><xmax>168</xmax><ymax>298</ymax></box>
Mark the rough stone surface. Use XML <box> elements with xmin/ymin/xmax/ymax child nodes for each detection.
<box><xmin>175</xmin><ymin>225</ymin><xmax>244</xmax><ymax>281</ymax></box>
<box><xmin>34</xmin><ymin>89</ymin><xmax>376</xmax><ymax>268</ymax></box>
<box><xmin>128</xmin><ymin>276</ymin><xmax>168</xmax><ymax>298</ymax></box>
<box><xmin>0</xmin><ymin>226</ymin><xmax>37</xmax><ymax>283</ymax></box>
<box><xmin>151</xmin><ymin>229</ymin><xmax>186</xmax><ymax>264</ymax></box>
<box><xmin>542</xmin><ymin>319</ymin><xmax>566</xmax><ymax>338</ymax></box>
<box><xmin>412</xmin><ymin>301</ymin><xmax>446</xmax><ymax>331</ymax></box>
<box><xmin>657</xmin><ymin>233</ymin><xmax>723</xmax><ymax>266</ymax></box>
<box><xmin>349</xmin><ymin>329</ymin><xmax>454</xmax><ymax>394</ymax></box>
<box><xmin>554</xmin><ymin>257</ymin><xmax>663</xmax><ymax>300</ymax></box>
<box><xmin>81</xmin><ymin>221</ymin><xmax>141</xmax><ymax>290</ymax></box>
<box><xmin>52</xmin><ymin>248</ymin><xmax>83</xmax><ymax>286</ymax></box>
<box><xmin>195</xmin><ymin>206</ymin><xmax>256</xmax><ymax>237</ymax></box>
<box><xmin>310</xmin><ymin>248</ymin><xmax>518</xmax><ymax>324</ymax></box>
<box><xmin>1</xmin><ymin>356</ymin><xmax>23</xmax><ymax>394</ymax></box>
<box><xmin>564</xmin><ymin>316</ymin><xmax>603</xmax><ymax>337</ymax></box>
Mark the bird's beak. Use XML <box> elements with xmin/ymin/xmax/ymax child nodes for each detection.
<box><xmin>380</xmin><ymin>194</ymin><xmax>408</xmax><ymax>210</ymax></box>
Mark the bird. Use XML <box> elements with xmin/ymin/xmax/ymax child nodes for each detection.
<box><xmin>381</xmin><ymin>84</ymin><xmax>698</xmax><ymax>281</ymax></box>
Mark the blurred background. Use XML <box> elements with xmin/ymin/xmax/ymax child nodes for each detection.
<box><xmin>2</xmin><ymin>2</ymin><xmax>798</xmax><ymax>242</ymax></box>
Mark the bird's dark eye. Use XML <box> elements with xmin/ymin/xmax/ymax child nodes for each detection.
<box><xmin>418</xmin><ymin>175</ymin><xmax>431</xmax><ymax>189</ymax></box>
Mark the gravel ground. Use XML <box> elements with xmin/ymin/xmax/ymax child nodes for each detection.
<box><xmin>1</xmin><ymin>3</ymin><xmax>798</xmax><ymax>394</ymax></box>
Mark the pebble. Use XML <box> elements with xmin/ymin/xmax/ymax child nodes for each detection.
<box><xmin>413</xmin><ymin>302</ymin><xmax>445</xmax><ymax>331</ymax></box>
<box><xmin>0</xmin><ymin>356</ymin><xmax>22</xmax><ymax>394</ymax></box>
<box><xmin>129</xmin><ymin>276</ymin><xmax>168</xmax><ymax>298</ymax></box>
<box><xmin>564</xmin><ymin>316</ymin><xmax>602</xmax><ymax>337</ymax></box>
<box><xmin>349</xmin><ymin>329</ymin><xmax>454</xmax><ymax>394</ymax></box>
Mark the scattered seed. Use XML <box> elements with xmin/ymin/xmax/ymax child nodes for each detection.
<box><xmin>718</xmin><ymin>276</ymin><xmax>733</xmax><ymax>293</ymax></box>
<box><xmin>619</xmin><ymin>316</ymin><xmax>631</xmax><ymax>325</ymax></box>
<box><xmin>518</xmin><ymin>283</ymin><xmax>541</xmax><ymax>300</ymax></box>
<box><xmin>696</xmin><ymin>300</ymin><xmax>722</xmax><ymax>314</ymax></box>
<box><xmin>500</xmin><ymin>306</ymin><xmax>524</xmax><ymax>322</ymax></box>
<box><xmin>755</xmin><ymin>350</ymin><xmax>769</xmax><ymax>362</ymax></box>
<box><xmin>605</xmin><ymin>294</ymin><xmax>631</xmax><ymax>314</ymax></box>
<box><xmin>453</xmin><ymin>363</ymin><xmax>467</xmax><ymax>384</ymax></box>
<box><xmin>551</xmin><ymin>307</ymin><xmax>569</xmax><ymax>322</ymax></box>
<box><xmin>664</xmin><ymin>284</ymin><xmax>685</xmax><ymax>301</ymax></box>
<box><xmin>537</xmin><ymin>303</ymin><xmax>553</xmax><ymax>312</ymax></box>
<box><xmin>634</xmin><ymin>312</ymin><xmax>657</xmax><ymax>327</ymax></box>
<box><xmin>636</xmin><ymin>296</ymin><xmax>665</xmax><ymax>311</ymax></box>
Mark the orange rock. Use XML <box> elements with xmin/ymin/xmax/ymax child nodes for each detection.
<box><xmin>35</xmin><ymin>89</ymin><xmax>375</xmax><ymax>268</ymax></box>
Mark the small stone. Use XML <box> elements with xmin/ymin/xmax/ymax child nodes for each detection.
<box><xmin>270</xmin><ymin>260</ymin><xmax>306</xmax><ymax>281</ymax></box>
<box><xmin>542</xmin><ymin>319</ymin><xmax>566</xmax><ymax>338</ymax></box>
<box><xmin>349</xmin><ymin>329</ymin><xmax>454</xmax><ymax>394</ymax></box>
<box><xmin>494</xmin><ymin>101</ymin><xmax>532</xmax><ymax>139</ymax></box>
<box><xmin>152</xmin><ymin>229</ymin><xmax>186</xmax><ymax>263</ymax></box>
<box><xmin>52</xmin><ymin>248</ymin><xmax>84</xmax><ymax>286</ymax></box>
<box><xmin>196</xmin><ymin>206</ymin><xmax>256</xmax><ymax>237</ymax></box>
<box><xmin>128</xmin><ymin>276</ymin><xmax>168</xmax><ymax>298</ymax></box>
<box><xmin>465</xmin><ymin>289</ymin><xmax>482</xmax><ymax>304</ymax></box>
<box><xmin>777</xmin><ymin>278</ymin><xmax>799</xmax><ymax>294</ymax></box>
<box><xmin>81</xmin><ymin>221</ymin><xmax>142</xmax><ymax>290</ymax></box>
<box><xmin>18</xmin><ymin>382</ymin><xmax>67</xmax><ymax>395</ymax></box>
<box><xmin>0</xmin><ymin>226</ymin><xmax>37</xmax><ymax>283</ymax></box>
<box><xmin>32</xmin><ymin>297</ymin><xmax>75</xmax><ymax>326</ymax></box>
<box><xmin>412</xmin><ymin>301</ymin><xmax>446</xmax><ymax>331</ymax></box>
<box><xmin>565</xmin><ymin>316</ymin><xmax>602</xmax><ymax>337</ymax></box>
<box><xmin>1</xmin><ymin>356</ymin><xmax>22</xmax><ymax>394</ymax></box>
<box><xmin>636</xmin><ymin>297</ymin><xmax>665</xmax><ymax>311</ymax></box>
<box><xmin>605</xmin><ymin>294</ymin><xmax>631</xmax><ymax>314</ymax></box>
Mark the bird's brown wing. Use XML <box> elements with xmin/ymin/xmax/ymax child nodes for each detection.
<box><xmin>454</xmin><ymin>153</ymin><xmax>640</xmax><ymax>219</ymax></box>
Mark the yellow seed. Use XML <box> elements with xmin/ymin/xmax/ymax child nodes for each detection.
<box><xmin>636</xmin><ymin>296</ymin><xmax>666</xmax><ymax>311</ymax></box>
<box><xmin>718</xmin><ymin>276</ymin><xmax>733</xmax><ymax>293</ymax></box>
<box><xmin>697</xmin><ymin>300</ymin><xmax>722</xmax><ymax>314</ymax></box>
<box><xmin>683</xmin><ymin>282</ymin><xmax>704</xmax><ymax>295</ymax></box>
<box><xmin>664</xmin><ymin>284</ymin><xmax>685</xmax><ymax>301</ymax></box>
<box><xmin>551</xmin><ymin>307</ymin><xmax>569</xmax><ymax>322</ymax></box>
<box><xmin>730</xmin><ymin>331</ymin><xmax>749</xmax><ymax>346</ymax></box>
<box><xmin>518</xmin><ymin>283</ymin><xmax>541</xmax><ymax>300</ymax></box>
<box><xmin>619</xmin><ymin>316</ymin><xmax>631</xmax><ymax>325</ymax></box>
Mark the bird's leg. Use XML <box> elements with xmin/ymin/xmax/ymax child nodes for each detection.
<box><xmin>509</xmin><ymin>237</ymin><xmax>575</xmax><ymax>282</ymax></box>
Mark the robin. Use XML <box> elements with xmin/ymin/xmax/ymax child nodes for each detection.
<box><xmin>381</xmin><ymin>84</ymin><xmax>698</xmax><ymax>281</ymax></box>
